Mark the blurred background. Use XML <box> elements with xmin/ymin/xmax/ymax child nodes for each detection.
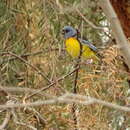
<box><xmin>0</xmin><ymin>0</ymin><xmax>130</xmax><ymax>129</ymax></box>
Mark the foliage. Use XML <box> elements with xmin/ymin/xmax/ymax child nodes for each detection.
<box><xmin>0</xmin><ymin>0</ymin><xmax>130</xmax><ymax>129</ymax></box>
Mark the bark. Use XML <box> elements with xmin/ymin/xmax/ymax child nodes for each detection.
<box><xmin>110</xmin><ymin>0</ymin><xmax>130</xmax><ymax>38</ymax></box>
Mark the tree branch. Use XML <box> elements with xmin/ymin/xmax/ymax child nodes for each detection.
<box><xmin>99</xmin><ymin>0</ymin><xmax>130</xmax><ymax>69</ymax></box>
<box><xmin>0</xmin><ymin>93</ymin><xmax>129</xmax><ymax>112</ymax></box>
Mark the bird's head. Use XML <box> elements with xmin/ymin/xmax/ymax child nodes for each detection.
<box><xmin>62</xmin><ymin>26</ymin><xmax>77</xmax><ymax>39</ymax></box>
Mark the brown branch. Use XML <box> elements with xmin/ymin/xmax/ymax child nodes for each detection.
<box><xmin>25</xmin><ymin>67</ymin><xmax>79</xmax><ymax>100</ymax></box>
<box><xmin>0</xmin><ymin>67</ymin><xmax>79</xmax><ymax>100</ymax></box>
<box><xmin>72</xmin><ymin>60</ymin><xmax>81</xmax><ymax>130</ymax></box>
<box><xmin>76</xmin><ymin>8</ymin><xmax>104</xmax><ymax>30</ymax></box>
<box><xmin>76</xmin><ymin>8</ymin><xmax>113</xmax><ymax>41</ymax></box>
<box><xmin>99</xmin><ymin>0</ymin><xmax>130</xmax><ymax>69</ymax></box>
<box><xmin>71</xmin><ymin>33</ymin><xmax>83</xmax><ymax>130</ymax></box>
<box><xmin>0</xmin><ymin>48</ymin><xmax>65</xmax><ymax>65</ymax></box>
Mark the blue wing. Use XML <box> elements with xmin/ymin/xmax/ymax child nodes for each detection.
<box><xmin>79</xmin><ymin>38</ymin><xmax>97</xmax><ymax>52</ymax></box>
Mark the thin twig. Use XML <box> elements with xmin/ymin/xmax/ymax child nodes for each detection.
<box><xmin>0</xmin><ymin>48</ymin><xmax>65</xmax><ymax>64</ymax></box>
<box><xmin>72</xmin><ymin>62</ymin><xmax>81</xmax><ymax>130</ymax></box>
<box><xmin>76</xmin><ymin>8</ymin><xmax>104</xmax><ymax>30</ymax></box>
<box><xmin>11</xmin><ymin>108</ymin><xmax>37</xmax><ymax>130</ymax></box>
<box><xmin>6</xmin><ymin>52</ymin><xmax>51</xmax><ymax>83</ymax></box>
<box><xmin>0</xmin><ymin>86</ymin><xmax>56</xmax><ymax>98</ymax></box>
<box><xmin>76</xmin><ymin>8</ymin><xmax>113</xmax><ymax>40</ymax></box>
<box><xmin>71</xmin><ymin>33</ymin><xmax>83</xmax><ymax>130</ymax></box>
<box><xmin>25</xmin><ymin>67</ymin><xmax>79</xmax><ymax>100</ymax></box>
<box><xmin>28</xmin><ymin>108</ymin><xmax>46</xmax><ymax>127</ymax></box>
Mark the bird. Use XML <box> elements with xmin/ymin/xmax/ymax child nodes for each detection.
<box><xmin>62</xmin><ymin>26</ymin><xmax>99</xmax><ymax>60</ymax></box>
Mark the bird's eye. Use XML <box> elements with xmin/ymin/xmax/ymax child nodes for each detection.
<box><xmin>65</xmin><ymin>29</ymin><xmax>70</xmax><ymax>33</ymax></box>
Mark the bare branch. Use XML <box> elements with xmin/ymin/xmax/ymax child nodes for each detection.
<box><xmin>76</xmin><ymin>8</ymin><xmax>104</xmax><ymax>30</ymax></box>
<box><xmin>0</xmin><ymin>93</ymin><xmax>129</xmax><ymax>112</ymax></box>
<box><xmin>0</xmin><ymin>48</ymin><xmax>65</xmax><ymax>64</ymax></box>
<box><xmin>5</xmin><ymin>52</ymin><xmax>51</xmax><ymax>83</ymax></box>
<box><xmin>26</xmin><ymin>67</ymin><xmax>79</xmax><ymax>100</ymax></box>
<box><xmin>0</xmin><ymin>86</ymin><xmax>56</xmax><ymax>98</ymax></box>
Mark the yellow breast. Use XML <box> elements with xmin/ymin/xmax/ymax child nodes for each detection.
<box><xmin>65</xmin><ymin>38</ymin><xmax>80</xmax><ymax>58</ymax></box>
<box><xmin>65</xmin><ymin>37</ymin><xmax>97</xmax><ymax>59</ymax></box>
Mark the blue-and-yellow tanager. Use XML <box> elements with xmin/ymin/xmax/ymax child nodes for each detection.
<box><xmin>62</xmin><ymin>26</ymin><xmax>99</xmax><ymax>60</ymax></box>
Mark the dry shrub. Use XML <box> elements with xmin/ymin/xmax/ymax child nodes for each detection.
<box><xmin>0</xmin><ymin>0</ymin><xmax>130</xmax><ymax>129</ymax></box>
